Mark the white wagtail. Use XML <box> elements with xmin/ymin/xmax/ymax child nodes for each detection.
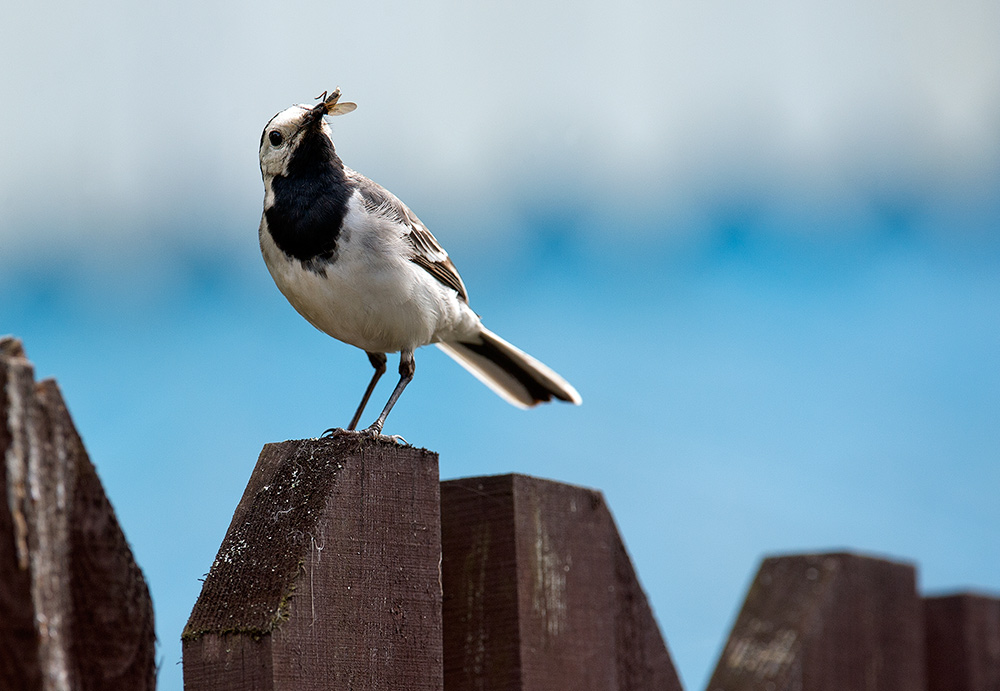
<box><xmin>258</xmin><ymin>89</ymin><xmax>581</xmax><ymax>436</ymax></box>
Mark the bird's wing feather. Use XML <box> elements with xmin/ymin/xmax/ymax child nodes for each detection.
<box><xmin>348</xmin><ymin>170</ymin><xmax>469</xmax><ymax>302</ymax></box>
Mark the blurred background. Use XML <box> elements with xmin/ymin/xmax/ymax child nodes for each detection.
<box><xmin>2</xmin><ymin>0</ymin><xmax>999</xmax><ymax>688</ymax></box>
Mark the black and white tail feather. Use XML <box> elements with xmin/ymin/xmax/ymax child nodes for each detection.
<box><xmin>258</xmin><ymin>88</ymin><xmax>581</xmax><ymax>437</ymax></box>
<box><xmin>438</xmin><ymin>329</ymin><xmax>581</xmax><ymax>409</ymax></box>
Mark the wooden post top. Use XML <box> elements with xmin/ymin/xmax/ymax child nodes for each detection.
<box><xmin>182</xmin><ymin>435</ymin><xmax>443</xmax><ymax>691</ymax></box>
<box><xmin>184</xmin><ymin>435</ymin><xmax>438</xmax><ymax>640</ymax></box>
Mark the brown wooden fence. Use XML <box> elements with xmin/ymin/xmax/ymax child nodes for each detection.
<box><xmin>3</xmin><ymin>336</ymin><xmax>999</xmax><ymax>690</ymax></box>
<box><xmin>1</xmin><ymin>337</ymin><xmax>156</xmax><ymax>690</ymax></box>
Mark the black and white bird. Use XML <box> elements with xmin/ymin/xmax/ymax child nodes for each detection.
<box><xmin>258</xmin><ymin>89</ymin><xmax>581</xmax><ymax>437</ymax></box>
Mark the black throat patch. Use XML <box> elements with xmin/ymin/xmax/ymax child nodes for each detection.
<box><xmin>265</xmin><ymin>126</ymin><xmax>353</xmax><ymax>264</ymax></box>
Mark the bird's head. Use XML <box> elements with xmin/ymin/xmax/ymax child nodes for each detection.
<box><xmin>259</xmin><ymin>89</ymin><xmax>357</xmax><ymax>180</ymax></box>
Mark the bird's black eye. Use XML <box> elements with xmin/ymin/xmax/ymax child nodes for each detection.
<box><xmin>268</xmin><ymin>130</ymin><xmax>284</xmax><ymax>147</ymax></box>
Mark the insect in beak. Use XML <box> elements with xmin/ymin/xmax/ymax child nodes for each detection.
<box><xmin>312</xmin><ymin>88</ymin><xmax>357</xmax><ymax>118</ymax></box>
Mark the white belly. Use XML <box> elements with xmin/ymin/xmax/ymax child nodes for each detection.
<box><xmin>259</xmin><ymin>200</ymin><xmax>479</xmax><ymax>353</ymax></box>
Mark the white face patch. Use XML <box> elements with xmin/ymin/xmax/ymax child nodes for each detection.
<box><xmin>258</xmin><ymin>105</ymin><xmax>313</xmax><ymax>179</ymax></box>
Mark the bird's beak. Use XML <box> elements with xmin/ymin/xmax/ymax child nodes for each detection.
<box><xmin>305</xmin><ymin>102</ymin><xmax>328</xmax><ymax>125</ymax></box>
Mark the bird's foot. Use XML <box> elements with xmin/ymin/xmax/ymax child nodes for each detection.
<box><xmin>360</xmin><ymin>424</ymin><xmax>408</xmax><ymax>444</ymax></box>
<box><xmin>320</xmin><ymin>425</ymin><xmax>405</xmax><ymax>445</ymax></box>
<box><xmin>321</xmin><ymin>426</ymin><xmax>376</xmax><ymax>439</ymax></box>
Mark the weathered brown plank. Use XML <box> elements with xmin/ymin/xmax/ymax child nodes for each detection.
<box><xmin>706</xmin><ymin>552</ymin><xmax>925</xmax><ymax>691</ymax></box>
<box><xmin>0</xmin><ymin>338</ymin><xmax>42</xmax><ymax>691</ymax></box>
<box><xmin>925</xmin><ymin>593</ymin><xmax>1000</xmax><ymax>691</ymax></box>
<box><xmin>182</xmin><ymin>436</ymin><xmax>443</xmax><ymax>691</ymax></box>
<box><xmin>440</xmin><ymin>474</ymin><xmax>682</xmax><ymax>691</ymax></box>
<box><xmin>1</xmin><ymin>337</ymin><xmax>156</xmax><ymax>691</ymax></box>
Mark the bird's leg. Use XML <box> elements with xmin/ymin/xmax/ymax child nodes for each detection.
<box><xmin>324</xmin><ymin>352</ymin><xmax>386</xmax><ymax>437</ymax></box>
<box><xmin>363</xmin><ymin>349</ymin><xmax>415</xmax><ymax>437</ymax></box>
<box><xmin>348</xmin><ymin>352</ymin><xmax>387</xmax><ymax>430</ymax></box>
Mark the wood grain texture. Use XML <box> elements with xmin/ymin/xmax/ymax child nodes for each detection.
<box><xmin>925</xmin><ymin>593</ymin><xmax>1000</xmax><ymax>691</ymax></box>
<box><xmin>0</xmin><ymin>342</ymin><xmax>42</xmax><ymax>691</ymax></box>
<box><xmin>183</xmin><ymin>436</ymin><xmax>443</xmax><ymax>691</ymax></box>
<box><xmin>1</xmin><ymin>338</ymin><xmax>156</xmax><ymax>691</ymax></box>
<box><xmin>707</xmin><ymin>552</ymin><xmax>925</xmax><ymax>691</ymax></box>
<box><xmin>441</xmin><ymin>474</ymin><xmax>682</xmax><ymax>691</ymax></box>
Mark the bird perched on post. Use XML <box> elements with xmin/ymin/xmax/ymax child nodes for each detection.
<box><xmin>258</xmin><ymin>89</ymin><xmax>581</xmax><ymax>437</ymax></box>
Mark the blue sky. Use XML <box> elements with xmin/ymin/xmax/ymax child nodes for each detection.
<box><xmin>3</xmin><ymin>1</ymin><xmax>1000</xmax><ymax>688</ymax></box>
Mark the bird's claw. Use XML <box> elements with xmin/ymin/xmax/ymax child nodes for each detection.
<box><xmin>320</xmin><ymin>426</ymin><xmax>404</xmax><ymax>445</ymax></box>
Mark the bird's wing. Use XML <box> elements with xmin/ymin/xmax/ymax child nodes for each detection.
<box><xmin>349</xmin><ymin>170</ymin><xmax>469</xmax><ymax>302</ymax></box>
